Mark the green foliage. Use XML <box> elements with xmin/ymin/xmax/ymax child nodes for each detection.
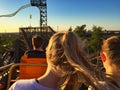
<box><xmin>88</xmin><ymin>26</ymin><xmax>103</xmax><ymax>53</ymax></box>
<box><xmin>68</xmin><ymin>27</ymin><xmax>73</xmax><ymax>32</ymax></box>
<box><xmin>73</xmin><ymin>25</ymin><xmax>103</xmax><ymax>54</ymax></box>
<box><xmin>0</xmin><ymin>34</ymin><xmax>15</xmax><ymax>56</ymax></box>
<box><xmin>73</xmin><ymin>25</ymin><xmax>87</xmax><ymax>40</ymax></box>
<box><xmin>69</xmin><ymin>25</ymin><xmax>103</xmax><ymax>54</ymax></box>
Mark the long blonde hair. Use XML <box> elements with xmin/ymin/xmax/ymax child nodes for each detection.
<box><xmin>46</xmin><ymin>32</ymin><xmax>103</xmax><ymax>90</ymax></box>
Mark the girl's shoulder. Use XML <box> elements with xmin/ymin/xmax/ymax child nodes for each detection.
<box><xmin>9</xmin><ymin>79</ymin><xmax>37</xmax><ymax>90</ymax></box>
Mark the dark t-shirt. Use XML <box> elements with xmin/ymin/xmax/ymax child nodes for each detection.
<box><xmin>25</xmin><ymin>50</ymin><xmax>46</xmax><ymax>58</ymax></box>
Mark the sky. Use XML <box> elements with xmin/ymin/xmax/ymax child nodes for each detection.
<box><xmin>0</xmin><ymin>0</ymin><xmax>120</xmax><ymax>33</ymax></box>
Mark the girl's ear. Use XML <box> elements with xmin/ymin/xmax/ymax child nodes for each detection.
<box><xmin>100</xmin><ymin>52</ymin><xmax>106</xmax><ymax>62</ymax></box>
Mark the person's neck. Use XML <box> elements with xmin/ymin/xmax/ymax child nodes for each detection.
<box><xmin>106</xmin><ymin>64</ymin><xmax>119</xmax><ymax>75</ymax></box>
<box><xmin>106</xmin><ymin>64</ymin><xmax>120</xmax><ymax>83</ymax></box>
<box><xmin>34</xmin><ymin>48</ymin><xmax>44</xmax><ymax>51</ymax></box>
<box><xmin>37</xmin><ymin>69</ymin><xmax>61</xmax><ymax>89</ymax></box>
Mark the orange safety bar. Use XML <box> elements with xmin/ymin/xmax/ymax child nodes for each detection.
<box><xmin>19</xmin><ymin>55</ymin><xmax>47</xmax><ymax>79</ymax></box>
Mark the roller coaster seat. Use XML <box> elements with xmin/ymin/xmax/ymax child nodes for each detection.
<box><xmin>0</xmin><ymin>83</ymin><xmax>3</xmax><ymax>90</ymax></box>
<box><xmin>19</xmin><ymin>54</ymin><xmax>47</xmax><ymax>79</ymax></box>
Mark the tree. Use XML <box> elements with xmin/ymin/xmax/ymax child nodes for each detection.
<box><xmin>88</xmin><ymin>26</ymin><xmax>103</xmax><ymax>53</ymax></box>
<box><xmin>68</xmin><ymin>27</ymin><xmax>73</xmax><ymax>32</ymax></box>
<box><xmin>73</xmin><ymin>25</ymin><xmax>86</xmax><ymax>40</ymax></box>
<box><xmin>0</xmin><ymin>34</ymin><xmax>15</xmax><ymax>56</ymax></box>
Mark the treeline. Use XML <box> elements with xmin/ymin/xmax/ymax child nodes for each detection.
<box><xmin>0</xmin><ymin>25</ymin><xmax>104</xmax><ymax>57</ymax></box>
<box><xmin>0</xmin><ymin>34</ymin><xmax>15</xmax><ymax>56</ymax></box>
<box><xmin>68</xmin><ymin>25</ymin><xmax>103</xmax><ymax>55</ymax></box>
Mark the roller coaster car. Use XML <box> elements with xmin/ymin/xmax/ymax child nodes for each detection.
<box><xmin>0</xmin><ymin>26</ymin><xmax>55</xmax><ymax>90</ymax></box>
<box><xmin>19</xmin><ymin>55</ymin><xmax>47</xmax><ymax>79</ymax></box>
<box><xmin>3</xmin><ymin>43</ymin><xmax>48</xmax><ymax>89</ymax></box>
<box><xmin>7</xmin><ymin>56</ymin><xmax>47</xmax><ymax>89</ymax></box>
<box><xmin>6</xmin><ymin>63</ymin><xmax>47</xmax><ymax>90</ymax></box>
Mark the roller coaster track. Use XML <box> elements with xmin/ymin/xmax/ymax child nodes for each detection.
<box><xmin>0</xmin><ymin>4</ymin><xmax>32</xmax><ymax>89</ymax></box>
<box><xmin>0</xmin><ymin>4</ymin><xmax>31</xmax><ymax>17</ymax></box>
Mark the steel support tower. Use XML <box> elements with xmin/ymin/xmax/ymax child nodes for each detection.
<box><xmin>30</xmin><ymin>0</ymin><xmax>47</xmax><ymax>27</ymax></box>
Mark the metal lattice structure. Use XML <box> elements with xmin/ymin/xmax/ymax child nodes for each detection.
<box><xmin>30</xmin><ymin>0</ymin><xmax>47</xmax><ymax>27</ymax></box>
<box><xmin>0</xmin><ymin>1</ymin><xmax>55</xmax><ymax>89</ymax></box>
<box><xmin>0</xmin><ymin>0</ymin><xmax>47</xmax><ymax>28</ymax></box>
<box><xmin>0</xmin><ymin>0</ymin><xmax>54</xmax><ymax>65</ymax></box>
<box><xmin>19</xmin><ymin>26</ymin><xmax>55</xmax><ymax>51</ymax></box>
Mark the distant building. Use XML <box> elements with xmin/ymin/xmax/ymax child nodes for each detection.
<box><xmin>0</xmin><ymin>32</ymin><xmax>19</xmax><ymax>38</ymax></box>
<box><xmin>85</xmin><ymin>30</ymin><xmax>120</xmax><ymax>38</ymax></box>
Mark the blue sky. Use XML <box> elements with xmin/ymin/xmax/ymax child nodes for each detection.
<box><xmin>0</xmin><ymin>0</ymin><xmax>120</xmax><ymax>32</ymax></box>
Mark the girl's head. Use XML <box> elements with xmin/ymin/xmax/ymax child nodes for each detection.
<box><xmin>46</xmin><ymin>31</ymin><xmax>102</xmax><ymax>90</ymax></box>
<box><xmin>46</xmin><ymin>32</ymin><xmax>85</xmax><ymax>76</ymax></box>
